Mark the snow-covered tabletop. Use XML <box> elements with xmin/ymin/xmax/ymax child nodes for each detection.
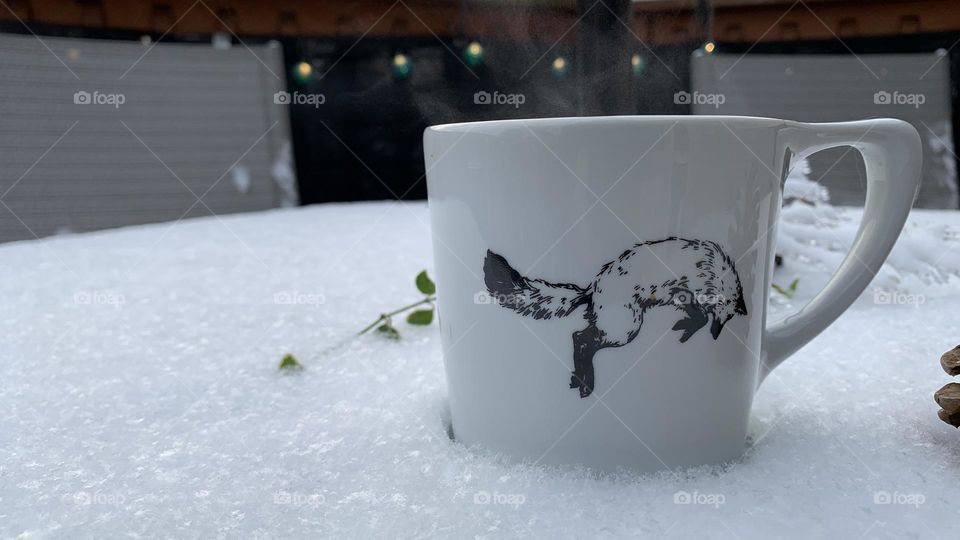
<box><xmin>3</xmin><ymin>201</ymin><xmax>959</xmax><ymax>539</ymax></box>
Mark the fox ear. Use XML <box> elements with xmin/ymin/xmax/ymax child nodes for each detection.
<box><xmin>710</xmin><ymin>316</ymin><xmax>724</xmax><ymax>339</ymax></box>
<box><xmin>734</xmin><ymin>295</ymin><xmax>748</xmax><ymax>316</ymax></box>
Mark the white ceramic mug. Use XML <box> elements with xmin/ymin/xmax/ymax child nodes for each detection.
<box><xmin>424</xmin><ymin>116</ymin><xmax>921</xmax><ymax>472</ymax></box>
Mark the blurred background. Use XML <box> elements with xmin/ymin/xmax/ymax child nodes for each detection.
<box><xmin>1</xmin><ymin>0</ymin><xmax>958</xmax><ymax>243</ymax></box>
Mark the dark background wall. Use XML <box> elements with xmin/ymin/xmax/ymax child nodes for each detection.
<box><xmin>2</xmin><ymin>0</ymin><xmax>960</xmax><ymax>207</ymax></box>
<box><xmin>281</xmin><ymin>35</ymin><xmax>690</xmax><ymax>204</ymax></box>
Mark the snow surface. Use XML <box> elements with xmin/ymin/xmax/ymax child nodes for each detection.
<box><xmin>2</xmin><ymin>200</ymin><xmax>959</xmax><ymax>539</ymax></box>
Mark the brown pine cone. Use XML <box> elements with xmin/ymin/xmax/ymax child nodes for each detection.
<box><xmin>938</xmin><ymin>409</ymin><xmax>960</xmax><ymax>428</ymax></box>
<box><xmin>941</xmin><ymin>346</ymin><xmax>960</xmax><ymax>376</ymax></box>
<box><xmin>934</xmin><ymin>383</ymin><xmax>960</xmax><ymax>413</ymax></box>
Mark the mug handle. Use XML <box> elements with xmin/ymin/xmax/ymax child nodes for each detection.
<box><xmin>761</xmin><ymin>118</ymin><xmax>922</xmax><ymax>380</ymax></box>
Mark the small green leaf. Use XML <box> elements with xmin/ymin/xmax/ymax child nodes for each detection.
<box><xmin>278</xmin><ymin>353</ymin><xmax>303</xmax><ymax>372</ymax></box>
<box><xmin>377</xmin><ymin>322</ymin><xmax>401</xmax><ymax>340</ymax></box>
<box><xmin>789</xmin><ymin>278</ymin><xmax>800</xmax><ymax>292</ymax></box>
<box><xmin>406</xmin><ymin>308</ymin><xmax>434</xmax><ymax>325</ymax></box>
<box><xmin>415</xmin><ymin>270</ymin><xmax>436</xmax><ymax>295</ymax></box>
<box><xmin>771</xmin><ymin>283</ymin><xmax>794</xmax><ymax>299</ymax></box>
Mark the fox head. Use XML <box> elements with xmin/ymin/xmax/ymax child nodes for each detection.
<box><xmin>671</xmin><ymin>243</ymin><xmax>748</xmax><ymax>342</ymax></box>
<box><xmin>701</xmin><ymin>243</ymin><xmax>748</xmax><ymax>339</ymax></box>
<box><xmin>707</xmin><ymin>288</ymin><xmax>748</xmax><ymax>339</ymax></box>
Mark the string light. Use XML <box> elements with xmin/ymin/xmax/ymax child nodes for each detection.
<box><xmin>551</xmin><ymin>56</ymin><xmax>569</xmax><ymax>78</ymax></box>
<box><xmin>392</xmin><ymin>53</ymin><xmax>411</xmax><ymax>79</ymax></box>
<box><xmin>293</xmin><ymin>61</ymin><xmax>313</xmax><ymax>84</ymax></box>
<box><xmin>464</xmin><ymin>41</ymin><xmax>484</xmax><ymax>67</ymax></box>
<box><xmin>704</xmin><ymin>41</ymin><xmax>716</xmax><ymax>54</ymax></box>
<box><xmin>630</xmin><ymin>53</ymin><xmax>646</xmax><ymax>77</ymax></box>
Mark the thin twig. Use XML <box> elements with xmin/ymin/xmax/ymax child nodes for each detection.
<box><xmin>357</xmin><ymin>296</ymin><xmax>436</xmax><ymax>335</ymax></box>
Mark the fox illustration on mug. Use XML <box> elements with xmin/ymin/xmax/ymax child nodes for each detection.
<box><xmin>483</xmin><ymin>237</ymin><xmax>748</xmax><ymax>398</ymax></box>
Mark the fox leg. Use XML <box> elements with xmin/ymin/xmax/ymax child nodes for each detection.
<box><xmin>569</xmin><ymin>328</ymin><xmax>589</xmax><ymax>389</ymax></box>
<box><xmin>569</xmin><ymin>325</ymin><xmax>603</xmax><ymax>398</ymax></box>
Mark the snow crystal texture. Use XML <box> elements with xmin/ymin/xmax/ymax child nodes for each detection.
<box><xmin>1</xmin><ymin>201</ymin><xmax>959</xmax><ymax>539</ymax></box>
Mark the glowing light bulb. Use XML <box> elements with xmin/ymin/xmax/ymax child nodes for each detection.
<box><xmin>551</xmin><ymin>56</ymin><xmax>568</xmax><ymax>77</ymax></box>
<box><xmin>392</xmin><ymin>53</ymin><xmax>411</xmax><ymax>79</ymax></box>
<box><xmin>464</xmin><ymin>41</ymin><xmax>484</xmax><ymax>67</ymax></box>
<box><xmin>293</xmin><ymin>61</ymin><xmax>313</xmax><ymax>84</ymax></box>
<box><xmin>630</xmin><ymin>53</ymin><xmax>646</xmax><ymax>76</ymax></box>
<box><xmin>704</xmin><ymin>42</ymin><xmax>716</xmax><ymax>54</ymax></box>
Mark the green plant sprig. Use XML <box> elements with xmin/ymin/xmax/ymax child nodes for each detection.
<box><xmin>771</xmin><ymin>278</ymin><xmax>799</xmax><ymax>299</ymax></box>
<box><xmin>358</xmin><ymin>270</ymin><xmax>437</xmax><ymax>339</ymax></box>
<box><xmin>276</xmin><ymin>270</ymin><xmax>438</xmax><ymax>370</ymax></box>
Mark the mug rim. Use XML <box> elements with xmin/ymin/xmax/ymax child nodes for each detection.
<box><xmin>426</xmin><ymin>115</ymin><xmax>788</xmax><ymax>134</ymax></box>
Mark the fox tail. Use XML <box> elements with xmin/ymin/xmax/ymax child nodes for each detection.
<box><xmin>483</xmin><ymin>250</ymin><xmax>590</xmax><ymax>320</ymax></box>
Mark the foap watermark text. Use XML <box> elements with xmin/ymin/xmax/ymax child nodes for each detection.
<box><xmin>274</xmin><ymin>290</ymin><xmax>326</xmax><ymax>307</ymax></box>
<box><xmin>474</xmin><ymin>90</ymin><xmax>525</xmax><ymax>108</ymax></box>
<box><xmin>74</xmin><ymin>90</ymin><xmax>125</xmax><ymax>108</ymax></box>
<box><xmin>873</xmin><ymin>90</ymin><xmax>925</xmax><ymax>108</ymax></box>
<box><xmin>873</xmin><ymin>289</ymin><xmax>925</xmax><ymax>307</ymax></box>
<box><xmin>274</xmin><ymin>91</ymin><xmax>326</xmax><ymax>108</ymax></box>
<box><xmin>674</xmin><ymin>490</ymin><xmax>725</xmax><ymax>508</ymax></box>
<box><xmin>62</xmin><ymin>491</ymin><xmax>126</xmax><ymax>507</ymax></box>
<box><xmin>74</xmin><ymin>290</ymin><xmax>125</xmax><ymax>306</ymax></box>
<box><xmin>873</xmin><ymin>490</ymin><xmax>925</xmax><ymax>508</ymax></box>
<box><xmin>473</xmin><ymin>490</ymin><xmax>526</xmax><ymax>508</ymax></box>
<box><xmin>672</xmin><ymin>292</ymin><xmax>727</xmax><ymax>307</ymax></box>
<box><xmin>474</xmin><ymin>290</ymin><xmax>524</xmax><ymax>307</ymax></box>
<box><xmin>273</xmin><ymin>490</ymin><xmax>325</xmax><ymax>507</ymax></box>
<box><xmin>674</xmin><ymin>91</ymin><xmax>725</xmax><ymax>108</ymax></box>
